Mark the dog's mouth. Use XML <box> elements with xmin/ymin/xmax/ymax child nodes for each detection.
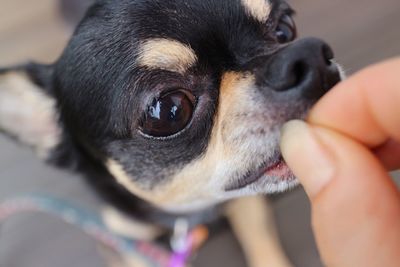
<box><xmin>226</xmin><ymin>155</ymin><xmax>292</xmax><ymax>191</ymax></box>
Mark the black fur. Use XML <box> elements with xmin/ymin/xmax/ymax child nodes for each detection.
<box><xmin>1</xmin><ymin>0</ymin><xmax>340</xmax><ymax>229</ymax></box>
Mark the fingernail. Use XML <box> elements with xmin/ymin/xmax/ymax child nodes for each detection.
<box><xmin>280</xmin><ymin>120</ymin><xmax>336</xmax><ymax>197</ymax></box>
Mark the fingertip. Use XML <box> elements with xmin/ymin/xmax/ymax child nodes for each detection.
<box><xmin>280</xmin><ymin>120</ymin><xmax>336</xmax><ymax>197</ymax></box>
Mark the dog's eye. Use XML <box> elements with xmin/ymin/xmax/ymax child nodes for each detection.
<box><xmin>275</xmin><ymin>14</ymin><xmax>297</xmax><ymax>43</ymax></box>
<box><xmin>140</xmin><ymin>90</ymin><xmax>194</xmax><ymax>137</ymax></box>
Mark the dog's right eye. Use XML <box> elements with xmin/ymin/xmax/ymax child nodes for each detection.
<box><xmin>139</xmin><ymin>90</ymin><xmax>195</xmax><ymax>137</ymax></box>
<box><xmin>275</xmin><ymin>14</ymin><xmax>297</xmax><ymax>43</ymax></box>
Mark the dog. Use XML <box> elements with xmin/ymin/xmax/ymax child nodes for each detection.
<box><xmin>0</xmin><ymin>0</ymin><xmax>342</xmax><ymax>266</ymax></box>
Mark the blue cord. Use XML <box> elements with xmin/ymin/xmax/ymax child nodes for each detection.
<box><xmin>0</xmin><ymin>194</ymin><xmax>172</xmax><ymax>267</ymax></box>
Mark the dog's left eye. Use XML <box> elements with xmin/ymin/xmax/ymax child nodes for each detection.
<box><xmin>140</xmin><ymin>90</ymin><xmax>195</xmax><ymax>137</ymax></box>
<box><xmin>275</xmin><ymin>14</ymin><xmax>297</xmax><ymax>43</ymax></box>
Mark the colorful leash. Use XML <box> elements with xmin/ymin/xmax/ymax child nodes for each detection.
<box><xmin>0</xmin><ymin>194</ymin><xmax>208</xmax><ymax>267</ymax></box>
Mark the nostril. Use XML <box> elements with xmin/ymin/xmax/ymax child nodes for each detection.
<box><xmin>292</xmin><ymin>61</ymin><xmax>308</xmax><ymax>88</ymax></box>
<box><xmin>322</xmin><ymin>44</ymin><xmax>334</xmax><ymax>66</ymax></box>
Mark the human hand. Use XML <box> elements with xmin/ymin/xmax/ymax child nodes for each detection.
<box><xmin>280</xmin><ymin>58</ymin><xmax>400</xmax><ymax>267</ymax></box>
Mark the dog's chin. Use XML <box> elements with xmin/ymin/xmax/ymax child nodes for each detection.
<box><xmin>224</xmin><ymin>156</ymin><xmax>299</xmax><ymax>198</ymax></box>
<box><xmin>250</xmin><ymin>166</ymin><xmax>299</xmax><ymax>194</ymax></box>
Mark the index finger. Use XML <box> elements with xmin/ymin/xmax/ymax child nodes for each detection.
<box><xmin>308</xmin><ymin>57</ymin><xmax>400</xmax><ymax>148</ymax></box>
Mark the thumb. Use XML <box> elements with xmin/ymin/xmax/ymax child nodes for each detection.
<box><xmin>280</xmin><ymin>120</ymin><xmax>400</xmax><ymax>267</ymax></box>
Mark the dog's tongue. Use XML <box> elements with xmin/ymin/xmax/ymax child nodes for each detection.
<box><xmin>265</xmin><ymin>161</ymin><xmax>290</xmax><ymax>178</ymax></box>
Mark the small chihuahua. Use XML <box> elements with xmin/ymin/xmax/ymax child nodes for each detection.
<box><xmin>0</xmin><ymin>0</ymin><xmax>342</xmax><ymax>266</ymax></box>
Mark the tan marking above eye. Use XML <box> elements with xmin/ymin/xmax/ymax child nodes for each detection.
<box><xmin>137</xmin><ymin>38</ymin><xmax>198</xmax><ymax>74</ymax></box>
<box><xmin>241</xmin><ymin>0</ymin><xmax>272</xmax><ymax>22</ymax></box>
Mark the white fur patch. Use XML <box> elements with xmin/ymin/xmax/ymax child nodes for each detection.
<box><xmin>137</xmin><ymin>39</ymin><xmax>198</xmax><ymax>74</ymax></box>
<box><xmin>241</xmin><ymin>0</ymin><xmax>271</xmax><ymax>22</ymax></box>
<box><xmin>101</xmin><ymin>206</ymin><xmax>162</xmax><ymax>240</ymax></box>
<box><xmin>332</xmin><ymin>60</ymin><xmax>347</xmax><ymax>80</ymax></box>
<box><xmin>0</xmin><ymin>72</ymin><xmax>60</xmax><ymax>158</ymax></box>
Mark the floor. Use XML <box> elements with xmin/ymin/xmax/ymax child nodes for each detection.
<box><xmin>0</xmin><ymin>0</ymin><xmax>399</xmax><ymax>266</ymax></box>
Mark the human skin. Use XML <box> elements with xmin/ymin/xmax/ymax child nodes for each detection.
<box><xmin>280</xmin><ymin>58</ymin><xmax>400</xmax><ymax>267</ymax></box>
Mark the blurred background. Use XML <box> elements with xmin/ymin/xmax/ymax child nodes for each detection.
<box><xmin>0</xmin><ymin>0</ymin><xmax>399</xmax><ymax>266</ymax></box>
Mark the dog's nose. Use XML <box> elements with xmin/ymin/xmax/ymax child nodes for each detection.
<box><xmin>258</xmin><ymin>38</ymin><xmax>341</xmax><ymax>99</ymax></box>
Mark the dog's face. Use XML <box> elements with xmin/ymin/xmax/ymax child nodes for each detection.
<box><xmin>0</xmin><ymin>0</ymin><xmax>341</xmax><ymax>213</ymax></box>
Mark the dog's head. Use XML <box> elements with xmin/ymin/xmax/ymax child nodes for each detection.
<box><xmin>0</xmin><ymin>0</ymin><xmax>341</xmax><ymax>212</ymax></box>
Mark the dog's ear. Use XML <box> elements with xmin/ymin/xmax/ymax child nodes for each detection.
<box><xmin>0</xmin><ymin>63</ymin><xmax>61</xmax><ymax>159</ymax></box>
